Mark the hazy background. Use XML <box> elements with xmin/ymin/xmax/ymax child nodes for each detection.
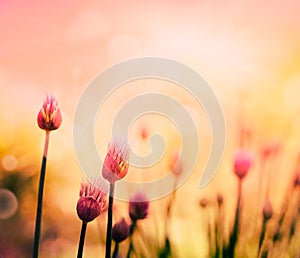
<box><xmin>1</xmin><ymin>0</ymin><xmax>300</xmax><ymax>257</ymax></box>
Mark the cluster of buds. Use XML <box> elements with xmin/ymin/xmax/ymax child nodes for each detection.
<box><xmin>76</xmin><ymin>181</ymin><xmax>107</xmax><ymax>223</ymax></box>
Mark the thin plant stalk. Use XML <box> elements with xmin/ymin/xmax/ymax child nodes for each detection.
<box><xmin>257</xmin><ymin>218</ymin><xmax>267</xmax><ymax>258</ymax></box>
<box><xmin>225</xmin><ymin>179</ymin><xmax>242</xmax><ymax>257</ymax></box>
<box><xmin>164</xmin><ymin>177</ymin><xmax>178</xmax><ymax>237</ymax></box>
<box><xmin>105</xmin><ymin>183</ymin><xmax>115</xmax><ymax>258</ymax></box>
<box><xmin>216</xmin><ymin>199</ymin><xmax>224</xmax><ymax>258</ymax></box>
<box><xmin>112</xmin><ymin>242</ymin><xmax>119</xmax><ymax>258</ymax></box>
<box><xmin>77</xmin><ymin>221</ymin><xmax>88</xmax><ymax>258</ymax></box>
<box><xmin>33</xmin><ymin>130</ymin><xmax>50</xmax><ymax>258</ymax></box>
<box><xmin>159</xmin><ymin>178</ymin><xmax>178</xmax><ymax>257</ymax></box>
<box><xmin>126</xmin><ymin>220</ymin><xmax>136</xmax><ymax>258</ymax></box>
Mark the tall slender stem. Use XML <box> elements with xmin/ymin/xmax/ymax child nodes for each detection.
<box><xmin>126</xmin><ymin>221</ymin><xmax>136</xmax><ymax>258</ymax></box>
<box><xmin>33</xmin><ymin>130</ymin><xmax>50</xmax><ymax>258</ymax></box>
<box><xmin>226</xmin><ymin>179</ymin><xmax>242</xmax><ymax>257</ymax></box>
<box><xmin>165</xmin><ymin>178</ymin><xmax>178</xmax><ymax>238</ymax></box>
<box><xmin>258</xmin><ymin>218</ymin><xmax>267</xmax><ymax>258</ymax></box>
<box><xmin>105</xmin><ymin>183</ymin><xmax>115</xmax><ymax>258</ymax></box>
<box><xmin>112</xmin><ymin>242</ymin><xmax>119</xmax><ymax>258</ymax></box>
<box><xmin>77</xmin><ymin>221</ymin><xmax>88</xmax><ymax>258</ymax></box>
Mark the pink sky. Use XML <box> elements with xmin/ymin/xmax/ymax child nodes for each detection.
<box><xmin>1</xmin><ymin>0</ymin><xmax>300</xmax><ymax>161</ymax></box>
<box><xmin>1</xmin><ymin>0</ymin><xmax>300</xmax><ymax>173</ymax></box>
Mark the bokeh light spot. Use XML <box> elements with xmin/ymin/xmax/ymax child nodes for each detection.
<box><xmin>0</xmin><ymin>188</ymin><xmax>18</xmax><ymax>219</ymax></box>
<box><xmin>2</xmin><ymin>155</ymin><xmax>18</xmax><ymax>171</ymax></box>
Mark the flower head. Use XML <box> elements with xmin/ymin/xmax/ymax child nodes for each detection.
<box><xmin>76</xmin><ymin>181</ymin><xmax>107</xmax><ymax>223</ymax></box>
<box><xmin>199</xmin><ymin>198</ymin><xmax>208</xmax><ymax>208</ymax></box>
<box><xmin>102</xmin><ymin>139</ymin><xmax>130</xmax><ymax>184</ymax></box>
<box><xmin>37</xmin><ymin>94</ymin><xmax>62</xmax><ymax>131</ymax></box>
<box><xmin>234</xmin><ymin>149</ymin><xmax>253</xmax><ymax>179</ymax></box>
<box><xmin>129</xmin><ymin>192</ymin><xmax>149</xmax><ymax>221</ymax></box>
<box><xmin>262</xmin><ymin>199</ymin><xmax>273</xmax><ymax>221</ymax></box>
<box><xmin>112</xmin><ymin>218</ymin><xmax>130</xmax><ymax>243</ymax></box>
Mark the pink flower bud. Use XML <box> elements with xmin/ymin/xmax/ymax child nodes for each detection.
<box><xmin>37</xmin><ymin>94</ymin><xmax>62</xmax><ymax>131</ymax></box>
<box><xmin>77</xmin><ymin>197</ymin><xmax>101</xmax><ymax>222</ymax></box>
<box><xmin>262</xmin><ymin>199</ymin><xmax>273</xmax><ymax>221</ymax></box>
<box><xmin>140</xmin><ymin>125</ymin><xmax>149</xmax><ymax>140</ymax></box>
<box><xmin>129</xmin><ymin>192</ymin><xmax>149</xmax><ymax>221</ymax></box>
<box><xmin>112</xmin><ymin>218</ymin><xmax>130</xmax><ymax>243</ymax></box>
<box><xmin>234</xmin><ymin>149</ymin><xmax>253</xmax><ymax>179</ymax></box>
<box><xmin>102</xmin><ymin>139</ymin><xmax>130</xmax><ymax>184</ymax></box>
<box><xmin>169</xmin><ymin>150</ymin><xmax>184</xmax><ymax>177</ymax></box>
<box><xmin>76</xmin><ymin>182</ymin><xmax>107</xmax><ymax>223</ymax></box>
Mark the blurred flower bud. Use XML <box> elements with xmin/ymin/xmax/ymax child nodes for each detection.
<box><xmin>112</xmin><ymin>218</ymin><xmax>130</xmax><ymax>243</ymax></box>
<box><xmin>234</xmin><ymin>149</ymin><xmax>253</xmax><ymax>179</ymax></box>
<box><xmin>169</xmin><ymin>150</ymin><xmax>184</xmax><ymax>178</ymax></box>
<box><xmin>102</xmin><ymin>139</ymin><xmax>130</xmax><ymax>184</ymax></box>
<box><xmin>199</xmin><ymin>198</ymin><xmax>208</xmax><ymax>208</ymax></box>
<box><xmin>129</xmin><ymin>192</ymin><xmax>149</xmax><ymax>221</ymax></box>
<box><xmin>294</xmin><ymin>172</ymin><xmax>300</xmax><ymax>187</ymax></box>
<box><xmin>37</xmin><ymin>94</ymin><xmax>62</xmax><ymax>131</ymax></box>
<box><xmin>261</xmin><ymin>141</ymin><xmax>281</xmax><ymax>159</ymax></box>
<box><xmin>140</xmin><ymin>124</ymin><xmax>149</xmax><ymax>140</ymax></box>
<box><xmin>76</xmin><ymin>181</ymin><xmax>107</xmax><ymax>223</ymax></box>
<box><xmin>263</xmin><ymin>199</ymin><xmax>273</xmax><ymax>221</ymax></box>
<box><xmin>217</xmin><ymin>194</ymin><xmax>223</xmax><ymax>206</ymax></box>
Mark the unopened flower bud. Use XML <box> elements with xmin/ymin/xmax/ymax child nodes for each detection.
<box><xmin>169</xmin><ymin>150</ymin><xmax>184</xmax><ymax>177</ymax></box>
<box><xmin>234</xmin><ymin>149</ymin><xmax>253</xmax><ymax>179</ymax></box>
<box><xmin>76</xmin><ymin>182</ymin><xmax>107</xmax><ymax>223</ymax></box>
<box><xmin>77</xmin><ymin>197</ymin><xmax>101</xmax><ymax>222</ymax></box>
<box><xmin>129</xmin><ymin>192</ymin><xmax>149</xmax><ymax>221</ymax></box>
<box><xmin>199</xmin><ymin>198</ymin><xmax>208</xmax><ymax>208</ymax></box>
<box><xmin>263</xmin><ymin>199</ymin><xmax>273</xmax><ymax>221</ymax></box>
<box><xmin>37</xmin><ymin>94</ymin><xmax>62</xmax><ymax>131</ymax></box>
<box><xmin>102</xmin><ymin>139</ymin><xmax>130</xmax><ymax>184</ymax></box>
<box><xmin>294</xmin><ymin>172</ymin><xmax>300</xmax><ymax>187</ymax></box>
<box><xmin>217</xmin><ymin>194</ymin><xmax>223</xmax><ymax>206</ymax></box>
<box><xmin>112</xmin><ymin>218</ymin><xmax>130</xmax><ymax>243</ymax></box>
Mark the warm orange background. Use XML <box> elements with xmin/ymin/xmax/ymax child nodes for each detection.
<box><xmin>1</xmin><ymin>1</ymin><xmax>300</xmax><ymax>257</ymax></box>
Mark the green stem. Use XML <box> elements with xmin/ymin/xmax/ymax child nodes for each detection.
<box><xmin>77</xmin><ymin>221</ymin><xmax>88</xmax><ymax>258</ymax></box>
<box><xmin>32</xmin><ymin>131</ymin><xmax>50</xmax><ymax>258</ymax></box>
<box><xmin>105</xmin><ymin>183</ymin><xmax>115</xmax><ymax>258</ymax></box>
